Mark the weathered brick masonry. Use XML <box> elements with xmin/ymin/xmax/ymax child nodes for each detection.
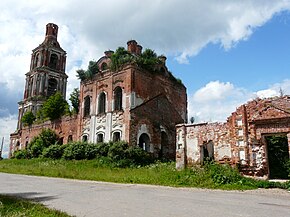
<box><xmin>10</xmin><ymin>24</ymin><xmax>187</xmax><ymax>160</ymax></box>
<box><xmin>176</xmin><ymin>96</ymin><xmax>290</xmax><ymax>178</ymax></box>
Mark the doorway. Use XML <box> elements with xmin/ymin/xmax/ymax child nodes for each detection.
<box><xmin>138</xmin><ymin>133</ymin><xmax>150</xmax><ymax>152</ymax></box>
<box><xmin>266</xmin><ymin>135</ymin><xmax>289</xmax><ymax>179</ymax></box>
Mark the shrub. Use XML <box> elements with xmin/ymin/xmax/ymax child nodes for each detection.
<box><xmin>62</xmin><ymin>142</ymin><xmax>86</xmax><ymax>160</ymax></box>
<box><xmin>108</xmin><ymin>141</ymin><xmax>129</xmax><ymax>161</ymax></box>
<box><xmin>125</xmin><ymin>146</ymin><xmax>154</xmax><ymax>166</ymax></box>
<box><xmin>42</xmin><ymin>145</ymin><xmax>63</xmax><ymax>159</ymax></box>
<box><xmin>30</xmin><ymin>139</ymin><xmax>44</xmax><ymax>158</ymax></box>
<box><xmin>13</xmin><ymin>150</ymin><xmax>31</xmax><ymax>159</ymax></box>
<box><xmin>21</xmin><ymin>111</ymin><xmax>36</xmax><ymax>126</ymax></box>
<box><xmin>95</xmin><ymin>142</ymin><xmax>110</xmax><ymax>157</ymax></box>
<box><xmin>85</xmin><ymin>143</ymin><xmax>99</xmax><ymax>160</ymax></box>
<box><xmin>204</xmin><ymin>162</ymin><xmax>242</xmax><ymax>185</ymax></box>
<box><xmin>38</xmin><ymin>129</ymin><xmax>59</xmax><ymax>148</ymax></box>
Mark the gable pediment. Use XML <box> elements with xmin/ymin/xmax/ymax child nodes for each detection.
<box><xmin>251</xmin><ymin>105</ymin><xmax>290</xmax><ymax>121</ymax></box>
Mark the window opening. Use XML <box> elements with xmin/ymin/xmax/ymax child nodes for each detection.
<box><xmin>84</xmin><ymin>96</ymin><xmax>90</xmax><ymax>117</ymax></box>
<box><xmin>98</xmin><ymin>92</ymin><xmax>106</xmax><ymax>114</ymax></box>
<box><xmin>114</xmin><ymin>87</ymin><xmax>122</xmax><ymax>111</ymax></box>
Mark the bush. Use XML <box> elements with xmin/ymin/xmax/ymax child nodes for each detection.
<box><xmin>38</xmin><ymin>129</ymin><xmax>59</xmax><ymax>148</ymax></box>
<box><xmin>13</xmin><ymin>150</ymin><xmax>31</xmax><ymax>159</ymax></box>
<box><xmin>25</xmin><ymin>129</ymin><xmax>60</xmax><ymax>159</ymax></box>
<box><xmin>62</xmin><ymin>142</ymin><xmax>87</xmax><ymax>160</ymax></box>
<box><xmin>85</xmin><ymin>143</ymin><xmax>99</xmax><ymax>160</ymax></box>
<box><xmin>108</xmin><ymin>141</ymin><xmax>129</xmax><ymax>161</ymax></box>
<box><xmin>95</xmin><ymin>142</ymin><xmax>110</xmax><ymax>157</ymax></box>
<box><xmin>30</xmin><ymin>139</ymin><xmax>44</xmax><ymax>158</ymax></box>
<box><xmin>42</xmin><ymin>145</ymin><xmax>64</xmax><ymax>159</ymax></box>
<box><xmin>204</xmin><ymin>162</ymin><xmax>242</xmax><ymax>185</ymax></box>
<box><xmin>125</xmin><ymin>146</ymin><xmax>154</xmax><ymax>166</ymax></box>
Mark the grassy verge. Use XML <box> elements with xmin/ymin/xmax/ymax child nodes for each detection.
<box><xmin>0</xmin><ymin>159</ymin><xmax>289</xmax><ymax>191</ymax></box>
<box><xmin>0</xmin><ymin>194</ymin><xmax>71</xmax><ymax>217</ymax></box>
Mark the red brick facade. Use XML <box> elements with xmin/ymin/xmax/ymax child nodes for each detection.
<box><xmin>176</xmin><ymin>96</ymin><xmax>290</xmax><ymax>178</ymax></box>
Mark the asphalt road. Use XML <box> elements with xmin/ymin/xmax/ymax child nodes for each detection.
<box><xmin>0</xmin><ymin>173</ymin><xmax>289</xmax><ymax>217</ymax></box>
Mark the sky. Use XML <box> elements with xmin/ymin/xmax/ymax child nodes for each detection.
<box><xmin>1</xmin><ymin>0</ymin><xmax>290</xmax><ymax>157</ymax></box>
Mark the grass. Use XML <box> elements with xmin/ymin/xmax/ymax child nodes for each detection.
<box><xmin>0</xmin><ymin>159</ymin><xmax>289</xmax><ymax>191</ymax></box>
<box><xmin>0</xmin><ymin>194</ymin><xmax>71</xmax><ymax>217</ymax></box>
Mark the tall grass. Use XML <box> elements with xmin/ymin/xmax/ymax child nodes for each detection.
<box><xmin>0</xmin><ymin>194</ymin><xmax>71</xmax><ymax>217</ymax></box>
<box><xmin>2</xmin><ymin>159</ymin><xmax>288</xmax><ymax>190</ymax></box>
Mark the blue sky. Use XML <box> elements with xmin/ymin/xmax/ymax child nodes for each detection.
<box><xmin>169</xmin><ymin>10</ymin><xmax>290</xmax><ymax>94</ymax></box>
<box><xmin>1</xmin><ymin>0</ymin><xmax>290</xmax><ymax>157</ymax></box>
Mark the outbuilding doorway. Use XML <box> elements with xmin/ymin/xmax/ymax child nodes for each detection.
<box><xmin>266</xmin><ymin>135</ymin><xmax>289</xmax><ymax>179</ymax></box>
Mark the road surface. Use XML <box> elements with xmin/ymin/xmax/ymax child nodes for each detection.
<box><xmin>0</xmin><ymin>173</ymin><xmax>289</xmax><ymax>217</ymax></box>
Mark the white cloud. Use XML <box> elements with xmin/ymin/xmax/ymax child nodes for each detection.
<box><xmin>0</xmin><ymin>115</ymin><xmax>18</xmax><ymax>158</ymax></box>
<box><xmin>256</xmin><ymin>79</ymin><xmax>290</xmax><ymax>98</ymax></box>
<box><xmin>188</xmin><ymin>79</ymin><xmax>290</xmax><ymax>123</ymax></box>
<box><xmin>189</xmin><ymin>81</ymin><xmax>253</xmax><ymax>122</ymax></box>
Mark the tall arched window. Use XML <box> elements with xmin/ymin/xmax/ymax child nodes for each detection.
<box><xmin>98</xmin><ymin>92</ymin><xmax>106</xmax><ymax>114</ymax></box>
<box><xmin>101</xmin><ymin>62</ymin><xmax>108</xmax><ymax>71</ymax></box>
<box><xmin>114</xmin><ymin>87</ymin><xmax>122</xmax><ymax>111</ymax></box>
<box><xmin>49</xmin><ymin>53</ymin><xmax>58</xmax><ymax>69</ymax></box>
<box><xmin>84</xmin><ymin>96</ymin><xmax>90</xmax><ymax>117</ymax></box>
<box><xmin>47</xmin><ymin>78</ymin><xmax>57</xmax><ymax>97</ymax></box>
<box><xmin>34</xmin><ymin>53</ymin><xmax>40</xmax><ymax>68</ymax></box>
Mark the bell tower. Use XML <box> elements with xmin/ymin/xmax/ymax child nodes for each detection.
<box><xmin>17</xmin><ymin>23</ymin><xmax>68</xmax><ymax>129</ymax></box>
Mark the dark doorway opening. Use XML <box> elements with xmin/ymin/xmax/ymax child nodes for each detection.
<box><xmin>138</xmin><ymin>133</ymin><xmax>150</xmax><ymax>152</ymax></box>
<box><xmin>201</xmin><ymin>141</ymin><xmax>214</xmax><ymax>164</ymax></box>
<box><xmin>160</xmin><ymin>132</ymin><xmax>169</xmax><ymax>159</ymax></box>
<box><xmin>266</xmin><ymin>135</ymin><xmax>289</xmax><ymax>179</ymax></box>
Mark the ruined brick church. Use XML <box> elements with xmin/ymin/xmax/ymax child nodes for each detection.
<box><xmin>10</xmin><ymin>23</ymin><xmax>187</xmax><ymax>160</ymax></box>
<box><xmin>10</xmin><ymin>23</ymin><xmax>290</xmax><ymax>179</ymax></box>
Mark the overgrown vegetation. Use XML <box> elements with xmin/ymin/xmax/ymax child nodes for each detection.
<box><xmin>76</xmin><ymin>60</ymin><xmax>99</xmax><ymax>81</ymax></box>
<box><xmin>69</xmin><ymin>88</ymin><xmax>80</xmax><ymax>114</ymax></box>
<box><xmin>41</xmin><ymin>92</ymin><xmax>70</xmax><ymax>121</ymax></box>
<box><xmin>76</xmin><ymin>47</ymin><xmax>183</xmax><ymax>85</ymax></box>
<box><xmin>22</xmin><ymin>92</ymin><xmax>72</xmax><ymax>126</ymax></box>
<box><xmin>0</xmin><ymin>194</ymin><xmax>71</xmax><ymax>217</ymax></box>
<box><xmin>12</xmin><ymin>129</ymin><xmax>154</xmax><ymax>168</ymax></box>
<box><xmin>21</xmin><ymin>111</ymin><xmax>36</xmax><ymax>126</ymax></box>
<box><xmin>8</xmin><ymin>130</ymin><xmax>289</xmax><ymax>191</ymax></box>
<box><xmin>1</xmin><ymin>159</ymin><xmax>289</xmax><ymax>191</ymax></box>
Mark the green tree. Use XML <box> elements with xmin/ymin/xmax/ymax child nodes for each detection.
<box><xmin>76</xmin><ymin>61</ymin><xmax>99</xmax><ymax>81</ymax></box>
<box><xmin>41</xmin><ymin>92</ymin><xmax>69</xmax><ymax>121</ymax></box>
<box><xmin>136</xmin><ymin>48</ymin><xmax>160</xmax><ymax>71</ymax></box>
<box><xmin>69</xmin><ymin>88</ymin><xmax>80</xmax><ymax>114</ymax></box>
<box><xmin>110</xmin><ymin>47</ymin><xmax>134</xmax><ymax>71</ymax></box>
<box><xmin>21</xmin><ymin>111</ymin><xmax>36</xmax><ymax>126</ymax></box>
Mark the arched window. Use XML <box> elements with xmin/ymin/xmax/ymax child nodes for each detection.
<box><xmin>97</xmin><ymin>133</ymin><xmax>104</xmax><ymax>143</ymax></box>
<box><xmin>114</xmin><ymin>87</ymin><xmax>122</xmax><ymax>111</ymax></box>
<box><xmin>112</xmin><ymin>132</ymin><xmax>121</xmax><ymax>142</ymax></box>
<box><xmin>138</xmin><ymin>133</ymin><xmax>150</xmax><ymax>152</ymax></box>
<box><xmin>47</xmin><ymin>78</ymin><xmax>57</xmax><ymax>97</ymax></box>
<box><xmin>84</xmin><ymin>96</ymin><xmax>90</xmax><ymax>117</ymax></box>
<box><xmin>101</xmin><ymin>62</ymin><xmax>108</xmax><ymax>71</ymax></box>
<box><xmin>82</xmin><ymin>135</ymin><xmax>88</xmax><ymax>142</ymax></box>
<box><xmin>98</xmin><ymin>92</ymin><xmax>106</xmax><ymax>114</ymax></box>
<box><xmin>49</xmin><ymin>53</ymin><xmax>58</xmax><ymax>69</ymax></box>
<box><xmin>34</xmin><ymin>53</ymin><xmax>40</xmax><ymax>68</ymax></box>
<box><xmin>68</xmin><ymin>135</ymin><xmax>73</xmax><ymax>143</ymax></box>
